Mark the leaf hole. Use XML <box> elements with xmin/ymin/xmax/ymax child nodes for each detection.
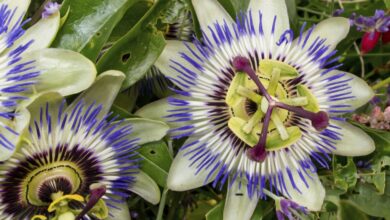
<box><xmin>122</xmin><ymin>53</ymin><xmax>131</xmax><ymax>63</ymax></box>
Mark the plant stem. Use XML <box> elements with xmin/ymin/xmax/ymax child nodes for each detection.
<box><xmin>372</xmin><ymin>77</ymin><xmax>390</xmax><ymax>90</ymax></box>
<box><xmin>297</xmin><ymin>7</ymin><xmax>330</xmax><ymax>18</ymax></box>
<box><xmin>156</xmin><ymin>188</ymin><xmax>169</xmax><ymax>220</ymax></box>
<box><xmin>353</xmin><ymin>42</ymin><xmax>365</xmax><ymax>78</ymax></box>
<box><xmin>344</xmin><ymin>53</ymin><xmax>390</xmax><ymax>57</ymax></box>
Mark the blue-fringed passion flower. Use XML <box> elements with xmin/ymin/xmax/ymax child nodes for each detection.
<box><xmin>136</xmin><ymin>0</ymin><xmax>375</xmax><ymax>219</ymax></box>
<box><xmin>0</xmin><ymin>0</ymin><xmax>97</xmax><ymax>161</ymax></box>
<box><xmin>0</xmin><ymin>71</ymin><xmax>166</xmax><ymax>220</ymax></box>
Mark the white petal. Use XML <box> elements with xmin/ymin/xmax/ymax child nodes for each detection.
<box><xmin>107</xmin><ymin>201</ymin><xmax>131</xmax><ymax>220</ymax></box>
<box><xmin>191</xmin><ymin>0</ymin><xmax>234</xmax><ymax>45</ymax></box>
<box><xmin>118</xmin><ymin>118</ymin><xmax>169</xmax><ymax>145</ymax></box>
<box><xmin>1</xmin><ymin>0</ymin><xmax>30</xmax><ymax>29</ymax></box>
<box><xmin>70</xmin><ymin>70</ymin><xmax>125</xmax><ymax>116</ymax></box>
<box><xmin>330</xmin><ymin>120</ymin><xmax>375</xmax><ymax>156</ymax></box>
<box><xmin>154</xmin><ymin>40</ymin><xmax>199</xmax><ymax>91</ymax></box>
<box><xmin>223</xmin><ymin>178</ymin><xmax>258</xmax><ymax>220</ymax></box>
<box><xmin>135</xmin><ymin>95</ymin><xmax>188</xmax><ymax>128</ymax></box>
<box><xmin>283</xmin><ymin>168</ymin><xmax>325</xmax><ymax>211</ymax></box>
<box><xmin>294</xmin><ymin>17</ymin><xmax>350</xmax><ymax>51</ymax></box>
<box><xmin>22</xmin><ymin>48</ymin><xmax>96</xmax><ymax>96</ymax></box>
<box><xmin>8</xmin><ymin>11</ymin><xmax>60</xmax><ymax>53</ymax></box>
<box><xmin>248</xmin><ymin>0</ymin><xmax>290</xmax><ymax>39</ymax></box>
<box><xmin>340</xmin><ymin>71</ymin><xmax>374</xmax><ymax>109</ymax></box>
<box><xmin>0</xmin><ymin>108</ymin><xmax>30</xmax><ymax>161</ymax></box>
<box><xmin>167</xmin><ymin>137</ymin><xmax>215</xmax><ymax>191</ymax></box>
<box><xmin>22</xmin><ymin>91</ymin><xmax>64</xmax><ymax>127</ymax></box>
<box><xmin>314</xmin><ymin>70</ymin><xmax>374</xmax><ymax>113</ymax></box>
<box><xmin>130</xmin><ymin>171</ymin><xmax>161</xmax><ymax>205</ymax></box>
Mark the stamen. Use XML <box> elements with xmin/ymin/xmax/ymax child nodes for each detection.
<box><xmin>232</xmin><ymin>56</ymin><xmax>272</xmax><ymax>101</ymax></box>
<box><xmin>247</xmin><ymin>106</ymin><xmax>274</xmax><ymax>162</ymax></box>
<box><xmin>76</xmin><ymin>184</ymin><xmax>107</xmax><ymax>220</ymax></box>
<box><xmin>236</xmin><ymin>86</ymin><xmax>262</xmax><ymax>103</ymax></box>
<box><xmin>279</xmin><ymin>97</ymin><xmax>308</xmax><ymax>106</ymax></box>
<box><xmin>267</xmin><ymin>68</ymin><xmax>281</xmax><ymax>96</ymax></box>
<box><xmin>276</xmin><ymin>102</ymin><xmax>329</xmax><ymax>131</ymax></box>
<box><xmin>271</xmin><ymin>113</ymin><xmax>289</xmax><ymax>140</ymax></box>
<box><xmin>242</xmin><ymin>107</ymin><xmax>263</xmax><ymax>134</ymax></box>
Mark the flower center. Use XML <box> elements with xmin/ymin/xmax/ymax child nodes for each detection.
<box><xmin>25</xmin><ymin>161</ymin><xmax>82</xmax><ymax>207</ymax></box>
<box><xmin>226</xmin><ymin>56</ymin><xmax>329</xmax><ymax>162</ymax></box>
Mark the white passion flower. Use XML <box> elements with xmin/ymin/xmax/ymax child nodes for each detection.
<box><xmin>0</xmin><ymin>71</ymin><xmax>168</xmax><ymax>220</ymax></box>
<box><xmin>136</xmin><ymin>0</ymin><xmax>376</xmax><ymax>219</ymax></box>
<box><xmin>0</xmin><ymin>0</ymin><xmax>97</xmax><ymax>161</ymax></box>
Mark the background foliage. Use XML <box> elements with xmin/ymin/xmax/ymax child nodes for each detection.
<box><xmin>28</xmin><ymin>0</ymin><xmax>390</xmax><ymax>219</ymax></box>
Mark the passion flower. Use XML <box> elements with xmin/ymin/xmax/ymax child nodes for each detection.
<box><xmin>0</xmin><ymin>71</ymin><xmax>167</xmax><ymax>220</ymax></box>
<box><xmin>0</xmin><ymin>0</ymin><xmax>97</xmax><ymax>161</ymax></box>
<box><xmin>137</xmin><ymin>0</ymin><xmax>376</xmax><ymax>219</ymax></box>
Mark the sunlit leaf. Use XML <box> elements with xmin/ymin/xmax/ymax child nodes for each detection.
<box><xmin>53</xmin><ymin>0</ymin><xmax>137</xmax><ymax>61</ymax></box>
<box><xmin>97</xmin><ymin>0</ymin><xmax>170</xmax><ymax>89</ymax></box>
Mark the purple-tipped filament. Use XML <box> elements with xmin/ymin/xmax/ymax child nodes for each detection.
<box><xmin>232</xmin><ymin>56</ymin><xmax>329</xmax><ymax>162</ymax></box>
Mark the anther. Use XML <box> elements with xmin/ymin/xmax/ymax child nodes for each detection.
<box><xmin>232</xmin><ymin>56</ymin><xmax>272</xmax><ymax>101</ymax></box>
<box><xmin>276</xmin><ymin>102</ymin><xmax>329</xmax><ymax>131</ymax></box>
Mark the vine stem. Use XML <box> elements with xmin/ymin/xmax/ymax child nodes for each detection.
<box><xmin>156</xmin><ymin>188</ymin><xmax>169</xmax><ymax>220</ymax></box>
<box><xmin>372</xmin><ymin>77</ymin><xmax>390</xmax><ymax>90</ymax></box>
<box><xmin>344</xmin><ymin>53</ymin><xmax>390</xmax><ymax>57</ymax></box>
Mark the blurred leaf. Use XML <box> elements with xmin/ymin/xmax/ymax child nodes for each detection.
<box><xmin>360</xmin><ymin>172</ymin><xmax>386</xmax><ymax>195</ymax></box>
<box><xmin>205</xmin><ymin>202</ymin><xmax>224</xmax><ymax>220</ymax></box>
<box><xmin>351</xmin><ymin>121</ymin><xmax>390</xmax><ymax>155</ymax></box>
<box><xmin>218</xmin><ymin>0</ymin><xmax>250</xmax><ymax>17</ymax></box>
<box><xmin>338</xmin><ymin>200</ymin><xmax>368</xmax><ymax>220</ymax></box>
<box><xmin>285</xmin><ymin>0</ymin><xmax>299</xmax><ymax>33</ymax></box>
<box><xmin>53</xmin><ymin>0</ymin><xmax>137</xmax><ymax>61</ymax></box>
<box><xmin>161</xmin><ymin>0</ymin><xmax>188</xmax><ymax>24</ymax></box>
<box><xmin>187</xmin><ymin>200</ymin><xmax>217</xmax><ymax>220</ymax></box>
<box><xmin>333</xmin><ymin>157</ymin><xmax>357</xmax><ymax>192</ymax></box>
<box><xmin>138</xmin><ymin>141</ymin><xmax>173</xmax><ymax>187</ymax></box>
<box><xmin>348</xmin><ymin>175</ymin><xmax>390</xmax><ymax>218</ymax></box>
<box><xmin>360</xmin><ymin>156</ymin><xmax>390</xmax><ymax>194</ymax></box>
<box><xmin>384</xmin><ymin>0</ymin><xmax>390</xmax><ymax>8</ymax></box>
<box><xmin>250</xmin><ymin>201</ymin><xmax>274</xmax><ymax>220</ymax></box>
<box><xmin>97</xmin><ymin>0</ymin><xmax>170</xmax><ymax>89</ymax></box>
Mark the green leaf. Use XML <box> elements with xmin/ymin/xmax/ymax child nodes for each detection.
<box><xmin>205</xmin><ymin>202</ymin><xmax>224</xmax><ymax>220</ymax></box>
<box><xmin>111</xmin><ymin>104</ymin><xmax>135</xmax><ymax>119</ymax></box>
<box><xmin>53</xmin><ymin>0</ymin><xmax>137</xmax><ymax>61</ymax></box>
<box><xmin>360</xmin><ymin>156</ymin><xmax>390</xmax><ymax>194</ymax></box>
<box><xmin>385</xmin><ymin>0</ymin><xmax>390</xmax><ymax>8</ymax></box>
<box><xmin>348</xmin><ymin>175</ymin><xmax>390</xmax><ymax>218</ymax></box>
<box><xmin>333</xmin><ymin>157</ymin><xmax>357</xmax><ymax>192</ymax></box>
<box><xmin>108</xmin><ymin>1</ymin><xmax>152</xmax><ymax>42</ymax></box>
<box><xmin>285</xmin><ymin>0</ymin><xmax>299</xmax><ymax>33</ymax></box>
<box><xmin>97</xmin><ymin>0</ymin><xmax>170</xmax><ymax>89</ymax></box>
<box><xmin>217</xmin><ymin>0</ymin><xmax>250</xmax><ymax>17</ymax></box>
<box><xmin>338</xmin><ymin>200</ymin><xmax>368</xmax><ymax>220</ymax></box>
<box><xmin>137</xmin><ymin>141</ymin><xmax>173</xmax><ymax>187</ymax></box>
<box><xmin>351</xmin><ymin>121</ymin><xmax>390</xmax><ymax>155</ymax></box>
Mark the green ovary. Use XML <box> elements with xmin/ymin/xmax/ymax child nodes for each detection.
<box><xmin>226</xmin><ymin>59</ymin><xmax>319</xmax><ymax>151</ymax></box>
